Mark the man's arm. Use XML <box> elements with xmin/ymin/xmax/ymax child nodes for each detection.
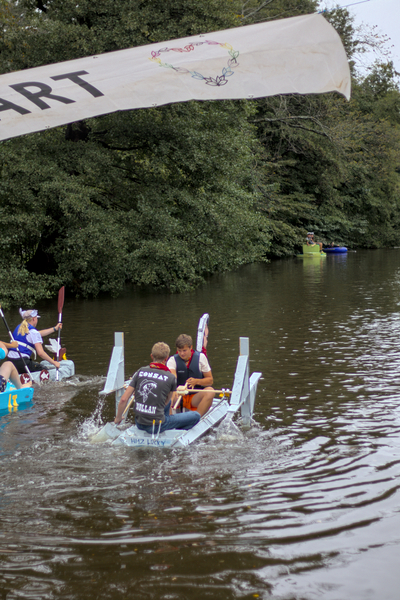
<box><xmin>187</xmin><ymin>370</ymin><xmax>213</xmax><ymax>389</ymax></box>
<box><xmin>115</xmin><ymin>385</ymin><xmax>135</xmax><ymax>424</ymax></box>
<box><xmin>0</xmin><ymin>340</ymin><xmax>18</xmax><ymax>349</ymax></box>
<box><xmin>167</xmin><ymin>390</ymin><xmax>179</xmax><ymax>411</ymax></box>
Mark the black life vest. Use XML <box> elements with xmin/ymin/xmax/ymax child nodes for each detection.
<box><xmin>174</xmin><ymin>351</ymin><xmax>204</xmax><ymax>388</ymax></box>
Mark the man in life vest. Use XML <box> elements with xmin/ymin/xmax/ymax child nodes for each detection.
<box><xmin>167</xmin><ymin>333</ymin><xmax>215</xmax><ymax>415</ymax></box>
<box><xmin>7</xmin><ymin>308</ymin><xmax>63</xmax><ymax>374</ymax></box>
<box><xmin>114</xmin><ymin>342</ymin><xmax>200</xmax><ymax>432</ymax></box>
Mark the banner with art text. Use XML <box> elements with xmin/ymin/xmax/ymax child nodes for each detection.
<box><xmin>0</xmin><ymin>13</ymin><xmax>351</xmax><ymax>141</ymax></box>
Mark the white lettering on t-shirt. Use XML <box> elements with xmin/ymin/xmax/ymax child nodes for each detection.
<box><xmin>138</xmin><ymin>370</ymin><xmax>168</xmax><ymax>381</ymax></box>
<box><xmin>136</xmin><ymin>402</ymin><xmax>157</xmax><ymax>414</ymax></box>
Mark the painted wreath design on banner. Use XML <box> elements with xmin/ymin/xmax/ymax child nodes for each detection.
<box><xmin>149</xmin><ymin>40</ymin><xmax>240</xmax><ymax>87</ymax></box>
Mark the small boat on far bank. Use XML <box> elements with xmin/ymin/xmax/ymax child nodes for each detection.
<box><xmin>297</xmin><ymin>244</ymin><xmax>326</xmax><ymax>258</ymax></box>
<box><xmin>323</xmin><ymin>246</ymin><xmax>347</xmax><ymax>254</ymax></box>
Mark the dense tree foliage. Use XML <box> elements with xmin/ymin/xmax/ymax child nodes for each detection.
<box><xmin>0</xmin><ymin>99</ymin><xmax>267</xmax><ymax>299</ymax></box>
<box><xmin>0</xmin><ymin>0</ymin><xmax>399</xmax><ymax>306</ymax></box>
<box><xmin>252</xmin><ymin>6</ymin><xmax>400</xmax><ymax>255</ymax></box>
<box><xmin>0</xmin><ymin>0</ymin><xmax>269</xmax><ymax>304</ymax></box>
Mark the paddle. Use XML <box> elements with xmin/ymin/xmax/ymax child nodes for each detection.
<box><xmin>91</xmin><ymin>394</ymin><xmax>135</xmax><ymax>443</ymax></box>
<box><xmin>177</xmin><ymin>388</ymin><xmax>232</xmax><ymax>395</ymax></box>
<box><xmin>118</xmin><ymin>394</ymin><xmax>135</xmax><ymax>421</ymax></box>
<box><xmin>55</xmin><ymin>286</ymin><xmax>65</xmax><ymax>382</ymax></box>
<box><xmin>0</xmin><ymin>304</ymin><xmax>33</xmax><ymax>382</ymax></box>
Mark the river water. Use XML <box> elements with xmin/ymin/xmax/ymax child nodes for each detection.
<box><xmin>1</xmin><ymin>249</ymin><xmax>400</xmax><ymax>600</ymax></box>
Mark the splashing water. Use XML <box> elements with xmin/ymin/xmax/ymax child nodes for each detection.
<box><xmin>79</xmin><ymin>392</ymin><xmax>109</xmax><ymax>439</ymax></box>
<box><xmin>216</xmin><ymin>413</ymin><xmax>244</xmax><ymax>442</ymax></box>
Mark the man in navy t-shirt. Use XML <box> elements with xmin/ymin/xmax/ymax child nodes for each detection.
<box><xmin>114</xmin><ymin>342</ymin><xmax>201</xmax><ymax>433</ymax></box>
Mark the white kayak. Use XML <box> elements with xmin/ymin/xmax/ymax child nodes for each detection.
<box><xmin>24</xmin><ymin>337</ymin><xmax>75</xmax><ymax>382</ymax></box>
<box><xmin>29</xmin><ymin>359</ymin><xmax>75</xmax><ymax>383</ymax></box>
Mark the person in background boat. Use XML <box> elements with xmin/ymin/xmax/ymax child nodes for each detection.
<box><xmin>114</xmin><ymin>342</ymin><xmax>201</xmax><ymax>432</ymax></box>
<box><xmin>202</xmin><ymin>322</ymin><xmax>209</xmax><ymax>355</ymax></box>
<box><xmin>7</xmin><ymin>308</ymin><xmax>63</xmax><ymax>374</ymax></box>
<box><xmin>306</xmin><ymin>232</ymin><xmax>323</xmax><ymax>253</ymax></box>
<box><xmin>0</xmin><ymin>341</ymin><xmax>32</xmax><ymax>392</ymax></box>
<box><xmin>167</xmin><ymin>333</ymin><xmax>215</xmax><ymax>415</ymax></box>
<box><xmin>0</xmin><ymin>339</ymin><xmax>18</xmax><ymax>360</ymax></box>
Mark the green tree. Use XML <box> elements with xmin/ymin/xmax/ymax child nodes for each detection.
<box><xmin>0</xmin><ymin>0</ymin><xmax>244</xmax><ymax>71</ymax></box>
<box><xmin>0</xmin><ymin>0</ymin><xmax>273</xmax><ymax>305</ymax></box>
<box><xmin>1</xmin><ymin>0</ymin><xmax>399</xmax><ymax>308</ymax></box>
<box><xmin>250</xmin><ymin>8</ymin><xmax>400</xmax><ymax>254</ymax></box>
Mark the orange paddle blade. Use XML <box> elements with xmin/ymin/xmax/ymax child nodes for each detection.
<box><xmin>57</xmin><ymin>286</ymin><xmax>65</xmax><ymax>315</ymax></box>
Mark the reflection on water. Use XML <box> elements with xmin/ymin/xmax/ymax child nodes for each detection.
<box><xmin>1</xmin><ymin>250</ymin><xmax>400</xmax><ymax>599</ymax></box>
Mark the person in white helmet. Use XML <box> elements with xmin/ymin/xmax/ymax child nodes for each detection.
<box><xmin>7</xmin><ymin>308</ymin><xmax>62</xmax><ymax>374</ymax></box>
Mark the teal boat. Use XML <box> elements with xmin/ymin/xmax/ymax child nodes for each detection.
<box><xmin>0</xmin><ymin>381</ymin><xmax>34</xmax><ymax>412</ymax></box>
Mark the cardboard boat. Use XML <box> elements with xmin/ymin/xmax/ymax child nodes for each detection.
<box><xmin>92</xmin><ymin>316</ymin><xmax>262</xmax><ymax>447</ymax></box>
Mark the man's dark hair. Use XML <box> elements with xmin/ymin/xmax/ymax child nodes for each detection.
<box><xmin>175</xmin><ymin>334</ymin><xmax>193</xmax><ymax>349</ymax></box>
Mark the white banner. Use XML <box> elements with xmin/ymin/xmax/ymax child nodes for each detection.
<box><xmin>0</xmin><ymin>13</ymin><xmax>350</xmax><ymax>141</ymax></box>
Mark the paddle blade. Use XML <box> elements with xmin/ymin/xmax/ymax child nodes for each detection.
<box><xmin>57</xmin><ymin>286</ymin><xmax>65</xmax><ymax>315</ymax></box>
<box><xmin>90</xmin><ymin>422</ymin><xmax>121</xmax><ymax>443</ymax></box>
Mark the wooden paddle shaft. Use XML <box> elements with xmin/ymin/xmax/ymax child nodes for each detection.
<box><xmin>121</xmin><ymin>394</ymin><xmax>135</xmax><ymax>418</ymax></box>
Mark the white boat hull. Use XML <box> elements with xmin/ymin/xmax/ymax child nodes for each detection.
<box><xmin>30</xmin><ymin>359</ymin><xmax>75</xmax><ymax>383</ymax></box>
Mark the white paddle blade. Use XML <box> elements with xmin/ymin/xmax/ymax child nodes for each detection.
<box><xmin>196</xmin><ymin>313</ymin><xmax>210</xmax><ymax>352</ymax></box>
<box><xmin>90</xmin><ymin>422</ymin><xmax>121</xmax><ymax>443</ymax></box>
<box><xmin>45</xmin><ymin>338</ymin><xmax>61</xmax><ymax>353</ymax></box>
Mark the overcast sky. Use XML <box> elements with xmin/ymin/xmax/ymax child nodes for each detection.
<box><xmin>319</xmin><ymin>0</ymin><xmax>400</xmax><ymax>74</ymax></box>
